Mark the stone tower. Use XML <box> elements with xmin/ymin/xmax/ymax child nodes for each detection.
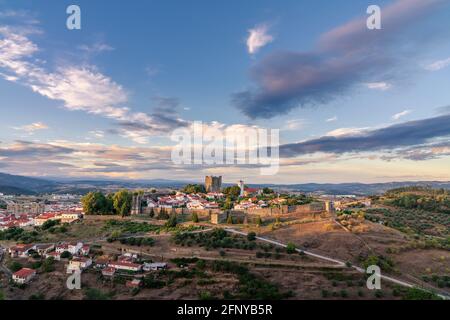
<box><xmin>205</xmin><ymin>176</ymin><xmax>222</xmax><ymax>193</ymax></box>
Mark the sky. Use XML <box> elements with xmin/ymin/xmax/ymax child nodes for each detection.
<box><xmin>0</xmin><ymin>0</ymin><xmax>450</xmax><ymax>184</ymax></box>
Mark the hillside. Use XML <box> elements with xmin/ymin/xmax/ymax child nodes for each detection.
<box><xmin>1</xmin><ymin>172</ymin><xmax>450</xmax><ymax>196</ymax></box>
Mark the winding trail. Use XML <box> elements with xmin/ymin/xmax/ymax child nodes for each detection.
<box><xmin>224</xmin><ymin>228</ymin><xmax>449</xmax><ymax>300</ymax></box>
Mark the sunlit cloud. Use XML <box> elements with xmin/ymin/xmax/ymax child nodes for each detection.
<box><xmin>392</xmin><ymin>109</ymin><xmax>412</xmax><ymax>120</ymax></box>
<box><xmin>365</xmin><ymin>82</ymin><xmax>392</xmax><ymax>91</ymax></box>
<box><xmin>246</xmin><ymin>24</ymin><xmax>273</xmax><ymax>55</ymax></box>
<box><xmin>424</xmin><ymin>56</ymin><xmax>450</xmax><ymax>71</ymax></box>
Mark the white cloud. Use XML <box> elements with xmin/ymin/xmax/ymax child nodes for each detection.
<box><xmin>285</xmin><ymin>119</ymin><xmax>306</xmax><ymax>130</ymax></box>
<box><xmin>326</xmin><ymin>116</ymin><xmax>338</xmax><ymax>122</ymax></box>
<box><xmin>424</xmin><ymin>57</ymin><xmax>450</xmax><ymax>71</ymax></box>
<box><xmin>88</xmin><ymin>130</ymin><xmax>105</xmax><ymax>138</ymax></box>
<box><xmin>365</xmin><ymin>82</ymin><xmax>392</xmax><ymax>91</ymax></box>
<box><xmin>0</xmin><ymin>26</ymin><xmax>188</xmax><ymax>144</ymax></box>
<box><xmin>13</xmin><ymin>122</ymin><xmax>48</xmax><ymax>133</ymax></box>
<box><xmin>78</xmin><ymin>42</ymin><xmax>114</xmax><ymax>54</ymax></box>
<box><xmin>392</xmin><ymin>109</ymin><xmax>412</xmax><ymax>120</ymax></box>
<box><xmin>326</xmin><ymin>127</ymin><xmax>368</xmax><ymax>137</ymax></box>
<box><xmin>246</xmin><ymin>24</ymin><xmax>273</xmax><ymax>55</ymax></box>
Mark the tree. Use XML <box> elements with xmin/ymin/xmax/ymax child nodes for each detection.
<box><xmin>81</xmin><ymin>191</ymin><xmax>111</xmax><ymax>215</ymax></box>
<box><xmin>41</xmin><ymin>257</ymin><xmax>55</xmax><ymax>273</ymax></box>
<box><xmin>226</xmin><ymin>214</ymin><xmax>233</xmax><ymax>224</ymax></box>
<box><xmin>247</xmin><ymin>232</ymin><xmax>256</xmax><ymax>241</ymax></box>
<box><xmin>286</xmin><ymin>242</ymin><xmax>296</xmax><ymax>254</ymax></box>
<box><xmin>149</xmin><ymin>207</ymin><xmax>155</xmax><ymax>218</ymax></box>
<box><xmin>255</xmin><ymin>216</ymin><xmax>262</xmax><ymax>226</ymax></box>
<box><xmin>223</xmin><ymin>186</ymin><xmax>241</xmax><ymax>198</ymax></box>
<box><xmin>192</xmin><ymin>212</ymin><xmax>199</xmax><ymax>223</ymax></box>
<box><xmin>60</xmin><ymin>251</ymin><xmax>72</xmax><ymax>259</ymax></box>
<box><xmin>222</xmin><ymin>197</ymin><xmax>234</xmax><ymax>210</ymax></box>
<box><xmin>9</xmin><ymin>261</ymin><xmax>23</xmax><ymax>272</ymax></box>
<box><xmin>41</xmin><ymin>219</ymin><xmax>59</xmax><ymax>230</ymax></box>
<box><xmin>157</xmin><ymin>208</ymin><xmax>169</xmax><ymax>220</ymax></box>
<box><xmin>113</xmin><ymin>189</ymin><xmax>132</xmax><ymax>217</ymax></box>
<box><xmin>183</xmin><ymin>184</ymin><xmax>206</xmax><ymax>194</ymax></box>
<box><xmin>262</xmin><ymin>187</ymin><xmax>274</xmax><ymax>194</ymax></box>
<box><xmin>165</xmin><ymin>214</ymin><xmax>178</xmax><ymax>228</ymax></box>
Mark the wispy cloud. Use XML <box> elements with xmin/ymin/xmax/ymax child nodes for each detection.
<box><xmin>0</xmin><ymin>25</ymin><xmax>189</xmax><ymax>144</ymax></box>
<box><xmin>326</xmin><ymin>116</ymin><xmax>338</xmax><ymax>123</ymax></box>
<box><xmin>13</xmin><ymin>122</ymin><xmax>49</xmax><ymax>133</ymax></box>
<box><xmin>233</xmin><ymin>0</ymin><xmax>447</xmax><ymax>119</ymax></box>
<box><xmin>365</xmin><ymin>82</ymin><xmax>392</xmax><ymax>91</ymax></box>
<box><xmin>424</xmin><ymin>57</ymin><xmax>450</xmax><ymax>71</ymax></box>
<box><xmin>392</xmin><ymin>109</ymin><xmax>412</xmax><ymax>120</ymax></box>
<box><xmin>78</xmin><ymin>42</ymin><xmax>114</xmax><ymax>54</ymax></box>
<box><xmin>284</xmin><ymin>119</ymin><xmax>306</xmax><ymax>131</ymax></box>
<box><xmin>246</xmin><ymin>24</ymin><xmax>273</xmax><ymax>55</ymax></box>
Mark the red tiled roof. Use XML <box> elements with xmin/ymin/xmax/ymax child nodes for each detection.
<box><xmin>13</xmin><ymin>268</ymin><xmax>36</xmax><ymax>278</ymax></box>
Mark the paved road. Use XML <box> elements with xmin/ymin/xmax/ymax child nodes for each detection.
<box><xmin>224</xmin><ymin>228</ymin><xmax>449</xmax><ymax>300</ymax></box>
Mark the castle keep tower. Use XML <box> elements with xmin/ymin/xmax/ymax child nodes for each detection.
<box><xmin>205</xmin><ymin>176</ymin><xmax>222</xmax><ymax>192</ymax></box>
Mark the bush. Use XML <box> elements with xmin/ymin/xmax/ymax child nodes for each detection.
<box><xmin>165</xmin><ymin>214</ymin><xmax>178</xmax><ymax>228</ymax></box>
<box><xmin>286</xmin><ymin>242</ymin><xmax>296</xmax><ymax>254</ymax></box>
<box><xmin>41</xmin><ymin>219</ymin><xmax>60</xmax><ymax>230</ymax></box>
<box><xmin>83</xmin><ymin>288</ymin><xmax>113</xmax><ymax>300</ymax></box>
<box><xmin>29</xmin><ymin>293</ymin><xmax>45</xmax><ymax>300</ymax></box>
<box><xmin>9</xmin><ymin>261</ymin><xmax>23</xmax><ymax>272</ymax></box>
<box><xmin>60</xmin><ymin>251</ymin><xmax>72</xmax><ymax>259</ymax></box>
<box><xmin>247</xmin><ymin>232</ymin><xmax>256</xmax><ymax>241</ymax></box>
<box><xmin>41</xmin><ymin>257</ymin><xmax>55</xmax><ymax>273</ymax></box>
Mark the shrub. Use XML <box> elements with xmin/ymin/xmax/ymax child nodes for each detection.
<box><xmin>286</xmin><ymin>242</ymin><xmax>296</xmax><ymax>254</ymax></box>
<box><xmin>60</xmin><ymin>251</ymin><xmax>72</xmax><ymax>259</ymax></box>
<box><xmin>41</xmin><ymin>257</ymin><xmax>55</xmax><ymax>273</ymax></box>
<box><xmin>9</xmin><ymin>261</ymin><xmax>23</xmax><ymax>272</ymax></box>
<box><xmin>165</xmin><ymin>214</ymin><xmax>178</xmax><ymax>228</ymax></box>
<box><xmin>247</xmin><ymin>232</ymin><xmax>256</xmax><ymax>241</ymax></box>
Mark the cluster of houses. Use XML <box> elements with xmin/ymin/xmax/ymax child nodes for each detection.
<box><xmin>0</xmin><ymin>210</ymin><xmax>83</xmax><ymax>231</ymax></box>
<box><xmin>233</xmin><ymin>197</ymin><xmax>288</xmax><ymax>210</ymax></box>
<box><xmin>0</xmin><ymin>213</ymin><xmax>35</xmax><ymax>230</ymax></box>
<box><xmin>152</xmin><ymin>192</ymin><xmax>224</xmax><ymax>210</ymax></box>
<box><xmin>8</xmin><ymin>241</ymin><xmax>90</xmax><ymax>284</ymax></box>
<box><xmin>8</xmin><ymin>241</ymin><xmax>167</xmax><ymax>288</ymax></box>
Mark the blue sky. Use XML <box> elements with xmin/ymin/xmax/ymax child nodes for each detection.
<box><xmin>0</xmin><ymin>0</ymin><xmax>450</xmax><ymax>183</ymax></box>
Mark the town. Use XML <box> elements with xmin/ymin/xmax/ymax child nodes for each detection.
<box><xmin>0</xmin><ymin>175</ymin><xmax>388</xmax><ymax>299</ymax></box>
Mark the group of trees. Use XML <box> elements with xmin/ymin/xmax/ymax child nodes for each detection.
<box><xmin>81</xmin><ymin>190</ymin><xmax>133</xmax><ymax>216</ymax></box>
<box><xmin>222</xmin><ymin>186</ymin><xmax>242</xmax><ymax>198</ymax></box>
<box><xmin>384</xmin><ymin>187</ymin><xmax>450</xmax><ymax>213</ymax></box>
<box><xmin>182</xmin><ymin>184</ymin><xmax>206</xmax><ymax>194</ymax></box>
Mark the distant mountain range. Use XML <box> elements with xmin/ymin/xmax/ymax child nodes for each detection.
<box><xmin>1</xmin><ymin>172</ymin><xmax>450</xmax><ymax>196</ymax></box>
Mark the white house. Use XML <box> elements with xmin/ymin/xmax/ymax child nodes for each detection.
<box><xmin>56</xmin><ymin>242</ymin><xmax>83</xmax><ymax>255</ymax></box>
<box><xmin>67</xmin><ymin>256</ymin><xmax>92</xmax><ymax>273</ymax></box>
<box><xmin>9</xmin><ymin>244</ymin><xmax>36</xmax><ymax>258</ymax></box>
<box><xmin>44</xmin><ymin>251</ymin><xmax>61</xmax><ymax>261</ymax></box>
<box><xmin>108</xmin><ymin>261</ymin><xmax>142</xmax><ymax>272</ymax></box>
<box><xmin>12</xmin><ymin>268</ymin><xmax>36</xmax><ymax>284</ymax></box>
<box><xmin>143</xmin><ymin>262</ymin><xmax>167</xmax><ymax>271</ymax></box>
<box><xmin>36</xmin><ymin>244</ymin><xmax>55</xmax><ymax>255</ymax></box>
